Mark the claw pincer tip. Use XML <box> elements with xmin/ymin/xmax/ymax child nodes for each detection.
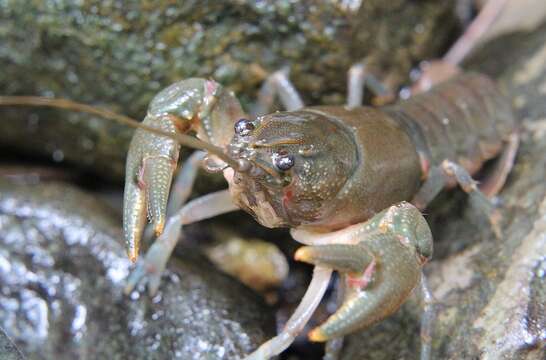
<box><xmin>154</xmin><ymin>221</ymin><xmax>165</xmax><ymax>237</ymax></box>
<box><xmin>308</xmin><ymin>328</ymin><xmax>327</xmax><ymax>342</ymax></box>
<box><xmin>293</xmin><ymin>247</ymin><xmax>311</xmax><ymax>262</ymax></box>
<box><xmin>127</xmin><ymin>247</ymin><xmax>139</xmax><ymax>264</ymax></box>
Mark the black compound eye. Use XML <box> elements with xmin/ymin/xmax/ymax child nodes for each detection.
<box><xmin>234</xmin><ymin>118</ymin><xmax>255</xmax><ymax>136</ymax></box>
<box><xmin>272</xmin><ymin>152</ymin><xmax>295</xmax><ymax>171</ymax></box>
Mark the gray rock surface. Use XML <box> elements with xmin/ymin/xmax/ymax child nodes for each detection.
<box><xmin>0</xmin><ymin>181</ymin><xmax>274</xmax><ymax>360</ymax></box>
<box><xmin>0</xmin><ymin>326</ymin><xmax>25</xmax><ymax>360</ymax></box>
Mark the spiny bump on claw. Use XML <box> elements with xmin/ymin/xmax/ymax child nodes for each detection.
<box><xmin>308</xmin><ymin>327</ymin><xmax>328</xmax><ymax>342</ymax></box>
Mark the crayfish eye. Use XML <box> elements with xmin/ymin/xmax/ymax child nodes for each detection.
<box><xmin>234</xmin><ymin>118</ymin><xmax>255</xmax><ymax>136</ymax></box>
<box><xmin>272</xmin><ymin>151</ymin><xmax>295</xmax><ymax>171</ymax></box>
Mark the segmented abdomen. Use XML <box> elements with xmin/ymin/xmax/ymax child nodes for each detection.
<box><xmin>384</xmin><ymin>73</ymin><xmax>516</xmax><ymax>174</ymax></box>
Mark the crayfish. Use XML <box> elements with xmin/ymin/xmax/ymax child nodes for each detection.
<box><xmin>119</xmin><ymin>69</ymin><xmax>517</xmax><ymax>359</ymax></box>
<box><xmin>0</xmin><ymin>2</ymin><xmax>519</xmax><ymax>358</ymax></box>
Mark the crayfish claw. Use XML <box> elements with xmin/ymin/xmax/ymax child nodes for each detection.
<box><xmin>123</xmin><ymin>78</ymin><xmax>245</xmax><ymax>264</ymax></box>
<box><xmin>123</xmin><ymin>113</ymin><xmax>180</xmax><ymax>262</ymax></box>
<box><xmin>303</xmin><ymin>203</ymin><xmax>432</xmax><ymax>342</ymax></box>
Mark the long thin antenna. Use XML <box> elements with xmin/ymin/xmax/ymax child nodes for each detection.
<box><xmin>0</xmin><ymin>96</ymin><xmax>241</xmax><ymax>170</ymax></box>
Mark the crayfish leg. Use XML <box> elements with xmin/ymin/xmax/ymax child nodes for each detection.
<box><xmin>244</xmin><ymin>266</ymin><xmax>333</xmax><ymax>360</ymax></box>
<box><xmin>478</xmin><ymin>132</ymin><xmax>519</xmax><ymax>198</ymax></box>
<box><xmin>442</xmin><ymin>160</ymin><xmax>503</xmax><ymax>237</ymax></box>
<box><xmin>412</xmin><ymin>159</ymin><xmax>504</xmax><ymax>237</ymax></box>
<box><xmin>412</xmin><ymin>0</ymin><xmax>511</xmax><ymax>93</ymax></box>
<box><xmin>252</xmin><ymin>67</ymin><xmax>304</xmax><ymax>116</ymax></box>
<box><xmin>124</xmin><ymin>190</ymin><xmax>238</xmax><ymax>295</ymax></box>
<box><xmin>346</xmin><ymin>61</ymin><xmax>395</xmax><ymax>108</ymax></box>
<box><xmin>167</xmin><ymin>151</ymin><xmax>206</xmax><ymax>216</ymax></box>
<box><xmin>419</xmin><ymin>273</ymin><xmax>436</xmax><ymax>360</ymax></box>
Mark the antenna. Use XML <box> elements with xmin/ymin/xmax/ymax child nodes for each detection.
<box><xmin>0</xmin><ymin>96</ymin><xmax>242</xmax><ymax>170</ymax></box>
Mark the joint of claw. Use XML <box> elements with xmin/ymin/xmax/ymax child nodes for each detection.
<box><xmin>347</xmin><ymin>258</ymin><xmax>376</xmax><ymax>290</ymax></box>
<box><xmin>167</xmin><ymin>113</ymin><xmax>194</xmax><ymax>134</ymax></box>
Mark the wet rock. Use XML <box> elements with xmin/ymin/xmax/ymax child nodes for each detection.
<box><xmin>0</xmin><ymin>181</ymin><xmax>274</xmax><ymax>360</ymax></box>
<box><xmin>340</xmin><ymin>22</ymin><xmax>546</xmax><ymax>360</ymax></box>
<box><xmin>1</xmin><ymin>326</ymin><xmax>25</xmax><ymax>360</ymax></box>
<box><xmin>0</xmin><ymin>1</ymin><xmax>457</xmax><ymax>181</ymax></box>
